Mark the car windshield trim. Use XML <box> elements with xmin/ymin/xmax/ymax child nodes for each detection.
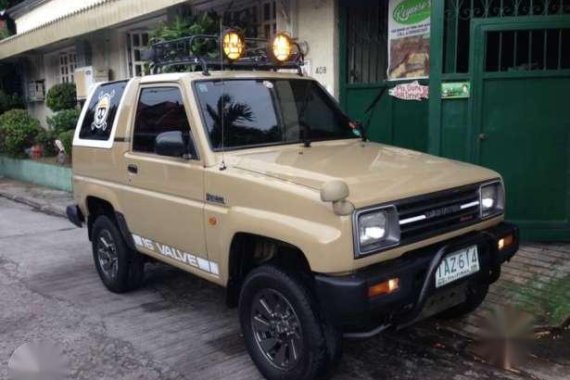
<box><xmin>192</xmin><ymin>78</ymin><xmax>359</xmax><ymax>153</ymax></box>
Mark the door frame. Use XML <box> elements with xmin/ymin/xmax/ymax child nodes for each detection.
<box><xmin>468</xmin><ymin>16</ymin><xmax>570</xmax><ymax>239</ymax></box>
<box><xmin>468</xmin><ymin>15</ymin><xmax>570</xmax><ymax>163</ymax></box>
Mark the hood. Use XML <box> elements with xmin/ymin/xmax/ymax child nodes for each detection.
<box><xmin>227</xmin><ymin>140</ymin><xmax>499</xmax><ymax>208</ymax></box>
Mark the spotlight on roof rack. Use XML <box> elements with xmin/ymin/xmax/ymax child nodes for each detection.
<box><xmin>222</xmin><ymin>29</ymin><xmax>245</xmax><ymax>62</ymax></box>
<box><xmin>270</xmin><ymin>33</ymin><xmax>294</xmax><ymax>63</ymax></box>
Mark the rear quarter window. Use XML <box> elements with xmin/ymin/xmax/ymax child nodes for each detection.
<box><xmin>78</xmin><ymin>81</ymin><xmax>128</xmax><ymax>141</ymax></box>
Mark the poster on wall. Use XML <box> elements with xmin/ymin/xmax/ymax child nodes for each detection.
<box><xmin>387</xmin><ymin>0</ymin><xmax>431</xmax><ymax>80</ymax></box>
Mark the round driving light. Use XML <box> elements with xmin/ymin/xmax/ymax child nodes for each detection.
<box><xmin>222</xmin><ymin>30</ymin><xmax>245</xmax><ymax>61</ymax></box>
<box><xmin>271</xmin><ymin>33</ymin><xmax>293</xmax><ymax>62</ymax></box>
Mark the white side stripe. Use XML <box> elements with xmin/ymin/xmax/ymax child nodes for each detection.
<box><xmin>131</xmin><ymin>234</ymin><xmax>219</xmax><ymax>277</ymax></box>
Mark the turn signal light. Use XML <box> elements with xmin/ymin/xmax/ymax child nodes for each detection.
<box><xmin>498</xmin><ymin>234</ymin><xmax>515</xmax><ymax>251</ymax></box>
<box><xmin>368</xmin><ymin>278</ymin><xmax>400</xmax><ymax>298</ymax></box>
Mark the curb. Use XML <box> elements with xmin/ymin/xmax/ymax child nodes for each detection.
<box><xmin>0</xmin><ymin>191</ymin><xmax>67</xmax><ymax>218</ymax></box>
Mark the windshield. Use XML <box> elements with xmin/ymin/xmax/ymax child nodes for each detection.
<box><xmin>194</xmin><ymin>79</ymin><xmax>358</xmax><ymax>151</ymax></box>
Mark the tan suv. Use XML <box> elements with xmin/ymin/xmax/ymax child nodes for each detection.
<box><xmin>66</xmin><ymin>32</ymin><xmax>519</xmax><ymax>380</ymax></box>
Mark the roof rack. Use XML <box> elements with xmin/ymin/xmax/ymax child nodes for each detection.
<box><xmin>147</xmin><ymin>34</ymin><xmax>305</xmax><ymax>76</ymax></box>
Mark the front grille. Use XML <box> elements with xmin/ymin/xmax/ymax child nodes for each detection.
<box><xmin>397</xmin><ymin>184</ymin><xmax>481</xmax><ymax>244</ymax></box>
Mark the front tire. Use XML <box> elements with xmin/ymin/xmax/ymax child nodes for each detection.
<box><xmin>91</xmin><ymin>215</ymin><xmax>144</xmax><ymax>293</ymax></box>
<box><xmin>239</xmin><ymin>265</ymin><xmax>341</xmax><ymax>380</ymax></box>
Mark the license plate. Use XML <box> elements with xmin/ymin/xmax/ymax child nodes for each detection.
<box><xmin>435</xmin><ymin>245</ymin><xmax>480</xmax><ymax>288</ymax></box>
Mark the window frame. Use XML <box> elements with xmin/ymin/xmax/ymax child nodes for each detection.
<box><xmin>130</xmin><ymin>84</ymin><xmax>200</xmax><ymax>161</ymax></box>
<box><xmin>59</xmin><ymin>50</ymin><xmax>77</xmax><ymax>84</ymax></box>
<box><xmin>73</xmin><ymin>79</ymin><xmax>132</xmax><ymax>149</ymax></box>
<box><xmin>127</xmin><ymin>30</ymin><xmax>150</xmax><ymax>78</ymax></box>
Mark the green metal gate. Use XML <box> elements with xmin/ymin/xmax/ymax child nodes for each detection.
<box><xmin>340</xmin><ymin>0</ymin><xmax>570</xmax><ymax>239</ymax></box>
<box><xmin>339</xmin><ymin>2</ymin><xmax>429</xmax><ymax>153</ymax></box>
<box><xmin>470</xmin><ymin>17</ymin><xmax>570</xmax><ymax>240</ymax></box>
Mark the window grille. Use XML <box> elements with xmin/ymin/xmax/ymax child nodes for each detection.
<box><xmin>346</xmin><ymin>2</ymin><xmax>389</xmax><ymax>84</ymax></box>
<box><xmin>485</xmin><ymin>28</ymin><xmax>570</xmax><ymax>72</ymax></box>
<box><xmin>128</xmin><ymin>31</ymin><xmax>150</xmax><ymax>77</ymax></box>
<box><xmin>59</xmin><ymin>51</ymin><xmax>77</xmax><ymax>83</ymax></box>
<box><xmin>225</xmin><ymin>6</ymin><xmax>260</xmax><ymax>37</ymax></box>
<box><xmin>261</xmin><ymin>1</ymin><xmax>277</xmax><ymax>39</ymax></box>
<box><xmin>444</xmin><ymin>0</ymin><xmax>570</xmax><ymax>73</ymax></box>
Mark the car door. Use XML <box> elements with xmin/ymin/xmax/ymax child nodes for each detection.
<box><xmin>120</xmin><ymin>84</ymin><xmax>218</xmax><ymax>279</ymax></box>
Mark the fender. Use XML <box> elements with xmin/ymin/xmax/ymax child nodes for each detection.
<box><xmin>74</xmin><ymin>175</ymin><xmax>136</xmax><ymax>249</ymax></box>
<box><xmin>74</xmin><ymin>175</ymin><xmax>126</xmax><ymax>216</ymax></box>
<box><xmin>207</xmin><ymin>205</ymin><xmax>352</xmax><ymax>282</ymax></box>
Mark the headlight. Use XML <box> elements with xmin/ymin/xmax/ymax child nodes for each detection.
<box><xmin>480</xmin><ymin>181</ymin><xmax>505</xmax><ymax>218</ymax></box>
<box><xmin>355</xmin><ymin>206</ymin><xmax>400</xmax><ymax>256</ymax></box>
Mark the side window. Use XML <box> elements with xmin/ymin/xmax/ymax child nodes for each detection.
<box><xmin>79</xmin><ymin>81</ymin><xmax>128</xmax><ymax>141</ymax></box>
<box><xmin>133</xmin><ymin>87</ymin><xmax>195</xmax><ymax>157</ymax></box>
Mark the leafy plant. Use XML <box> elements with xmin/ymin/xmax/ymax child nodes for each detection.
<box><xmin>57</xmin><ymin>129</ymin><xmax>74</xmax><ymax>159</ymax></box>
<box><xmin>47</xmin><ymin>108</ymin><xmax>80</xmax><ymax>134</ymax></box>
<box><xmin>0</xmin><ymin>109</ymin><xmax>41</xmax><ymax>157</ymax></box>
<box><xmin>0</xmin><ymin>26</ymin><xmax>10</xmax><ymax>40</ymax></box>
<box><xmin>35</xmin><ymin>128</ymin><xmax>58</xmax><ymax>156</ymax></box>
<box><xmin>150</xmin><ymin>13</ymin><xmax>219</xmax><ymax>43</ymax></box>
<box><xmin>46</xmin><ymin>83</ymin><xmax>77</xmax><ymax>112</ymax></box>
<box><xmin>0</xmin><ymin>90</ymin><xmax>24</xmax><ymax>116</ymax></box>
<box><xmin>149</xmin><ymin>13</ymin><xmax>220</xmax><ymax>72</ymax></box>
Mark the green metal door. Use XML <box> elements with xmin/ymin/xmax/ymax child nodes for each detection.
<box><xmin>470</xmin><ymin>17</ymin><xmax>570</xmax><ymax>240</ymax></box>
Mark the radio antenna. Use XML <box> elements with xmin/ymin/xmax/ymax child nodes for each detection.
<box><xmin>219</xmin><ymin>15</ymin><xmax>227</xmax><ymax>171</ymax></box>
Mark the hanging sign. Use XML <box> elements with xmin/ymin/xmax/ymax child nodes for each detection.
<box><xmin>387</xmin><ymin>0</ymin><xmax>431</xmax><ymax>80</ymax></box>
<box><xmin>389</xmin><ymin>81</ymin><xmax>429</xmax><ymax>101</ymax></box>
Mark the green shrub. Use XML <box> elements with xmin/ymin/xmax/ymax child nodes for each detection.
<box><xmin>35</xmin><ymin>128</ymin><xmax>58</xmax><ymax>156</ymax></box>
<box><xmin>0</xmin><ymin>90</ymin><xmax>25</xmax><ymax>115</ymax></box>
<box><xmin>46</xmin><ymin>83</ymin><xmax>77</xmax><ymax>112</ymax></box>
<box><xmin>47</xmin><ymin>108</ymin><xmax>80</xmax><ymax>134</ymax></box>
<box><xmin>149</xmin><ymin>13</ymin><xmax>219</xmax><ymax>72</ymax></box>
<box><xmin>57</xmin><ymin>129</ymin><xmax>74</xmax><ymax>158</ymax></box>
<box><xmin>0</xmin><ymin>109</ymin><xmax>41</xmax><ymax>157</ymax></box>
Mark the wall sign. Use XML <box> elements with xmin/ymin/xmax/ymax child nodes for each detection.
<box><xmin>389</xmin><ymin>81</ymin><xmax>429</xmax><ymax>101</ymax></box>
<box><xmin>387</xmin><ymin>0</ymin><xmax>431</xmax><ymax>80</ymax></box>
<box><xmin>442</xmin><ymin>82</ymin><xmax>471</xmax><ymax>99</ymax></box>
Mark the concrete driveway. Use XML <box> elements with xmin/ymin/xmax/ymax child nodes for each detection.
<box><xmin>0</xmin><ymin>197</ymin><xmax>565</xmax><ymax>380</ymax></box>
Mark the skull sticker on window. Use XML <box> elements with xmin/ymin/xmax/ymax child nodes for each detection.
<box><xmin>91</xmin><ymin>90</ymin><xmax>115</xmax><ymax>131</ymax></box>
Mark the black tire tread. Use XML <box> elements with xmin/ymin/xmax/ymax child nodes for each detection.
<box><xmin>92</xmin><ymin>215</ymin><xmax>144</xmax><ymax>293</ymax></box>
<box><xmin>239</xmin><ymin>265</ymin><xmax>340</xmax><ymax>380</ymax></box>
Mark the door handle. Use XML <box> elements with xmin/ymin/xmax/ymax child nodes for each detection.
<box><xmin>478</xmin><ymin>133</ymin><xmax>488</xmax><ymax>141</ymax></box>
<box><xmin>127</xmin><ymin>164</ymin><xmax>138</xmax><ymax>174</ymax></box>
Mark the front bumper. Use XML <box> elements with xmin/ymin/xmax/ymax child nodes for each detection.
<box><xmin>314</xmin><ymin>222</ymin><xmax>519</xmax><ymax>337</ymax></box>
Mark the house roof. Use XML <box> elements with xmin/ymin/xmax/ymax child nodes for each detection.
<box><xmin>0</xmin><ymin>0</ymin><xmax>191</xmax><ymax>60</ymax></box>
<box><xmin>7</xmin><ymin>0</ymin><xmax>47</xmax><ymax>19</ymax></box>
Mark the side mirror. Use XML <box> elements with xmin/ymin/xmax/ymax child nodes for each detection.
<box><xmin>320</xmin><ymin>180</ymin><xmax>354</xmax><ymax>216</ymax></box>
<box><xmin>155</xmin><ymin>131</ymin><xmax>188</xmax><ymax>158</ymax></box>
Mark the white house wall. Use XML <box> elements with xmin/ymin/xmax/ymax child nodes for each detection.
<box><xmin>295</xmin><ymin>0</ymin><xmax>338</xmax><ymax>97</ymax></box>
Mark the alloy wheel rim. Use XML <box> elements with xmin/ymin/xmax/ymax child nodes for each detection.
<box><xmin>250</xmin><ymin>289</ymin><xmax>303</xmax><ymax>370</ymax></box>
<box><xmin>96</xmin><ymin>230</ymin><xmax>119</xmax><ymax>280</ymax></box>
